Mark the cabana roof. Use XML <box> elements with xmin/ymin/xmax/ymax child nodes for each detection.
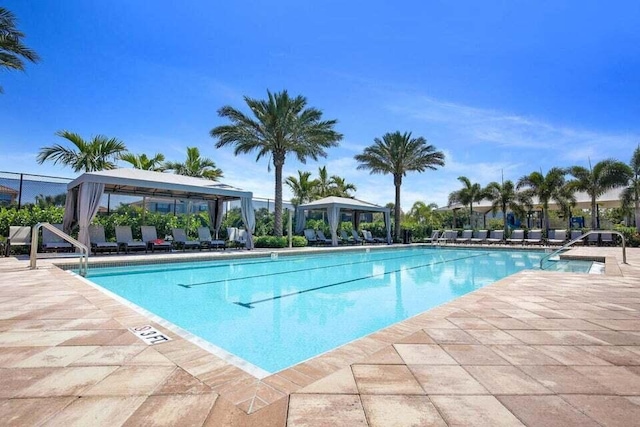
<box><xmin>66</xmin><ymin>168</ymin><xmax>251</xmax><ymax>201</ymax></box>
<box><xmin>298</xmin><ymin>196</ymin><xmax>390</xmax><ymax>213</ymax></box>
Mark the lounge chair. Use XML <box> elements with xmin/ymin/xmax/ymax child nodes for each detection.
<box><xmin>316</xmin><ymin>230</ymin><xmax>332</xmax><ymax>245</ymax></box>
<box><xmin>141</xmin><ymin>226</ymin><xmax>172</xmax><ymax>252</ymax></box>
<box><xmin>42</xmin><ymin>224</ymin><xmax>73</xmax><ymax>252</ymax></box>
<box><xmin>351</xmin><ymin>229</ymin><xmax>364</xmax><ymax>244</ymax></box>
<box><xmin>197</xmin><ymin>227</ymin><xmax>226</xmax><ymax>250</ymax></box>
<box><xmin>601</xmin><ymin>232</ymin><xmax>614</xmax><ymax>246</ymax></box>
<box><xmin>547</xmin><ymin>229</ymin><xmax>567</xmax><ymax>246</ymax></box>
<box><xmin>340</xmin><ymin>230</ymin><xmax>356</xmax><ymax>244</ymax></box>
<box><xmin>570</xmin><ymin>230</ymin><xmax>584</xmax><ymax>244</ymax></box>
<box><xmin>365</xmin><ymin>230</ymin><xmax>386</xmax><ymax>244</ymax></box>
<box><xmin>524</xmin><ymin>229</ymin><xmax>542</xmax><ymax>245</ymax></box>
<box><xmin>362</xmin><ymin>230</ymin><xmax>376</xmax><ymax>244</ymax></box>
<box><xmin>304</xmin><ymin>229</ymin><xmax>319</xmax><ymax>245</ymax></box>
<box><xmin>172</xmin><ymin>228</ymin><xmax>201</xmax><ymax>251</ymax></box>
<box><xmin>486</xmin><ymin>230</ymin><xmax>504</xmax><ymax>244</ymax></box>
<box><xmin>115</xmin><ymin>226</ymin><xmax>147</xmax><ymax>253</ymax></box>
<box><xmin>5</xmin><ymin>226</ymin><xmax>31</xmax><ymax>256</ymax></box>
<box><xmin>236</xmin><ymin>229</ymin><xmax>248</xmax><ymax>248</ymax></box>
<box><xmin>455</xmin><ymin>230</ymin><xmax>473</xmax><ymax>244</ymax></box>
<box><xmin>587</xmin><ymin>232</ymin><xmax>599</xmax><ymax>246</ymax></box>
<box><xmin>470</xmin><ymin>230</ymin><xmax>488</xmax><ymax>244</ymax></box>
<box><xmin>506</xmin><ymin>229</ymin><xmax>524</xmax><ymax>245</ymax></box>
<box><xmin>88</xmin><ymin>225</ymin><xmax>119</xmax><ymax>255</ymax></box>
<box><xmin>437</xmin><ymin>230</ymin><xmax>455</xmax><ymax>244</ymax></box>
<box><xmin>423</xmin><ymin>230</ymin><xmax>440</xmax><ymax>243</ymax></box>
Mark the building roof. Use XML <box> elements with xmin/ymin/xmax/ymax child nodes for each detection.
<box><xmin>298</xmin><ymin>196</ymin><xmax>390</xmax><ymax>213</ymax></box>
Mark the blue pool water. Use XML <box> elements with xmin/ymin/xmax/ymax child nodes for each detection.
<box><xmin>84</xmin><ymin>247</ymin><xmax>584</xmax><ymax>373</ymax></box>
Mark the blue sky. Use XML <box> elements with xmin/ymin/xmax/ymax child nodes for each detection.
<box><xmin>1</xmin><ymin>1</ymin><xmax>639</xmax><ymax>209</ymax></box>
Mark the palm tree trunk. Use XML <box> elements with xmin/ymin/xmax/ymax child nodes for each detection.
<box><xmin>591</xmin><ymin>197</ymin><xmax>597</xmax><ymax>230</ymax></box>
<box><xmin>635</xmin><ymin>197</ymin><xmax>640</xmax><ymax>232</ymax></box>
<box><xmin>394</xmin><ymin>174</ymin><xmax>402</xmax><ymax>240</ymax></box>
<box><xmin>274</xmin><ymin>155</ymin><xmax>284</xmax><ymax>238</ymax></box>
<box><xmin>502</xmin><ymin>202</ymin><xmax>508</xmax><ymax>236</ymax></box>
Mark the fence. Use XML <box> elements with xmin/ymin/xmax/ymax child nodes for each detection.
<box><xmin>0</xmin><ymin>170</ymin><xmax>291</xmax><ymax>213</ymax></box>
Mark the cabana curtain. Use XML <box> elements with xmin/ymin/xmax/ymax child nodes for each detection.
<box><xmin>327</xmin><ymin>206</ymin><xmax>340</xmax><ymax>246</ymax></box>
<box><xmin>62</xmin><ymin>182</ymin><xmax>105</xmax><ymax>248</ymax></box>
<box><xmin>240</xmin><ymin>196</ymin><xmax>256</xmax><ymax>249</ymax></box>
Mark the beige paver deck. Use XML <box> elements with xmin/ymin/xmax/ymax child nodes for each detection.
<box><xmin>1</xmin><ymin>244</ymin><xmax>639</xmax><ymax>425</ymax></box>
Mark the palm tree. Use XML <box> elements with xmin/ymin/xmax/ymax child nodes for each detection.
<box><xmin>568</xmin><ymin>159</ymin><xmax>632</xmax><ymax>229</ymax></box>
<box><xmin>621</xmin><ymin>146</ymin><xmax>640</xmax><ymax>231</ymax></box>
<box><xmin>37</xmin><ymin>130</ymin><xmax>127</xmax><ymax>172</ymax></box>
<box><xmin>355</xmin><ymin>131</ymin><xmax>445</xmax><ymax>240</ymax></box>
<box><xmin>448</xmin><ymin>176</ymin><xmax>484</xmax><ymax>227</ymax></box>
<box><xmin>516</xmin><ymin>167</ymin><xmax>568</xmax><ymax>233</ymax></box>
<box><xmin>211</xmin><ymin>90</ymin><xmax>342</xmax><ymax>237</ymax></box>
<box><xmin>163</xmin><ymin>147</ymin><xmax>222</xmax><ymax>180</ymax></box>
<box><xmin>409</xmin><ymin>201</ymin><xmax>440</xmax><ymax>226</ymax></box>
<box><xmin>120</xmin><ymin>152</ymin><xmax>166</xmax><ymax>171</ymax></box>
<box><xmin>0</xmin><ymin>7</ymin><xmax>40</xmax><ymax>93</ymax></box>
<box><xmin>484</xmin><ymin>180</ymin><xmax>532</xmax><ymax>236</ymax></box>
<box><xmin>285</xmin><ymin>171</ymin><xmax>317</xmax><ymax>206</ymax></box>
<box><xmin>314</xmin><ymin>166</ymin><xmax>333</xmax><ymax>199</ymax></box>
<box><xmin>329</xmin><ymin>176</ymin><xmax>357</xmax><ymax>198</ymax></box>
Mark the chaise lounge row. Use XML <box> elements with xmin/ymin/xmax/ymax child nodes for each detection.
<box><xmin>424</xmin><ymin>229</ymin><xmax>616</xmax><ymax>246</ymax></box>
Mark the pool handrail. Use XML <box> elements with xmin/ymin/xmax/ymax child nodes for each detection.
<box><xmin>539</xmin><ymin>230</ymin><xmax>626</xmax><ymax>270</ymax></box>
<box><xmin>30</xmin><ymin>222</ymin><xmax>89</xmax><ymax>276</ymax></box>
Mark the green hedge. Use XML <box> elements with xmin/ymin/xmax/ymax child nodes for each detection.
<box><xmin>613</xmin><ymin>225</ymin><xmax>640</xmax><ymax>247</ymax></box>
<box><xmin>254</xmin><ymin>235</ymin><xmax>308</xmax><ymax>248</ymax></box>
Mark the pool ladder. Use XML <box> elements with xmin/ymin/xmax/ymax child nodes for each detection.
<box><xmin>539</xmin><ymin>230</ymin><xmax>626</xmax><ymax>270</ymax></box>
<box><xmin>29</xmin><ymin>223</ymin><xmax>89</xmax><ymax>276</ymax></box>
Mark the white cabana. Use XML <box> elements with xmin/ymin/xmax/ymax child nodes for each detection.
<box><xmin>295</xmin><ymin>196</ymin><xmax>392</xmax><ymax>246</ymax></box>
<box><xmin>62</xmin><ymin>168</ymin><xmax>256</xmax><ymax>249</ymax></box>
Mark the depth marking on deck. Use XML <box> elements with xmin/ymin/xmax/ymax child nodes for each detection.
<box><xmin>234</xmin><ymin>252</ymin><xmax>489</xmax><ymax>308</ymax></box>
<box><xmin>176</xmin><ymin>249</ymin><xmax>480</xmax><ymax>289</ymax></box>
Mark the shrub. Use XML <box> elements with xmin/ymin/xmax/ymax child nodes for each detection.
<box><xmin>613</xmin><ymin>225</ymin><xmax>640</xmax><ymax>247</ymax></box>
<box><xmin>291</xmin><ymin>236</ymin><xmax>307</xmax><ymax>247</ymax></box>
<box><xmin>253</xmin><ymin>236</ymin><xmax>287</xmax><ymax>248</ymax></box>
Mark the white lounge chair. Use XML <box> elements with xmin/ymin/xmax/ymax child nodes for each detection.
<box><xmin>486</xmin><ymin>230</ymin><xmax>504</xmax><ymax>244</ymax></box>
<box><xmin>362</xmin><ymin>230</ymin><xmax>376</xmax><ymax>244</ymax></box>
<box><xmin>5</xmin><ymin>226</ymin><xmax>31</xmax><ymax>256</ymax></box>
<box><xmin>437</xmin><ymin>230</ymin><xmax>455</xmax><ymax>244</ymax></box>
<box><xmin>197</xmin><ymin>227</ymin><xmax>226</xmax><ymax>250</ymax></box>
<box><xmin>172</xmin><ymin>228</ymin><xmax>201</xmax><ymax>251</ymax></box>
<box><xmin>88</xmin><ymin>225</ymin><xmax>119</xmax><ymax>255</ymax></box>
<box><xmin>506</xmin><ymin>229</ymin><xmax>524</xmax><ymax>245</ymax></box>
<box><xmin>42</xmin><ymin>224</ymin><xmax>73</xmax><ymax>252</ymax></box>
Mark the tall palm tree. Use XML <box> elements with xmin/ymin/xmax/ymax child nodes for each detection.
<box><xmin>163</xmin><ymin>147</ymin><xmax>223</xmax><ymax>180</ymax></box>
<box><xmin>568</xmin><ymin>159</ymin><xmax>632</xmax><ymax>229</ymax></box>
<box><xmin>621</xmin><ymin>146</ymin><xmax>640</xmax><ymax>231</ymax></box>
<box><xmin>120</xmin><ymin>152</ymin><xmax>166</xmax><ymax>171</ymax></box>
<box><xmin>516</xmin><ymin>167</ymin><xmax>568</xmax><ymax>233</ymax></box>
<box><xmin>0</xmin><ymin>7</ymin><xmax>40</xmax><ymax>93</ymax></box>
<box><xmin>355</xmin><ymin>131</ymin><xmax>445</xmax><ymax>239</ymax></box>
<box><xmin>448</xmin><ymin>176</ymin><xmax>484</xmax><ymax>226</ymax></box>
<box><xmin>211</xmin><ymin>90</ymin><xmax>342</xmax><ymax>237</ymax></box>
<box><xmin>37</xmin><ymin>130</ymin><xmax>127</xmax><ymax>172</ymax></box>
<box><xmin>484</xmin><ymin>180</ymin><xmax>532</xmax><ymax>236</ymax></box>
<box><xmin>329</xmin><ymin>176</ymin><xmax>357</xmax><ymax>198</ymax></box>
<box><xmin>285</xmin><ymin>171</ymin><xmax>317</xmax><ymax>206</ymax></box>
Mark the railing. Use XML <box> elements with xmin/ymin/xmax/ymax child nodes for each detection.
<box><xmin>29</xmin><ymin>223</ymin><xmax>89</xmax><ymax>276</ymax></box>
<box><xmin>539</xmin><ymin>230</ymin><xmax>626</xmax><ymax>270</ymax></box>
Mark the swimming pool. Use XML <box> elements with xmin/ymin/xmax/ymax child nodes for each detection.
<box><xmin>83</xmin><ymin>247</ymin><xmax>584</xmax><ymax>374</ymax></box>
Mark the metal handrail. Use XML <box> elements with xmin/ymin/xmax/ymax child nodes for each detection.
<box><xmin>30</xmin><ymin>223</ymin><xmax>89</xmax><ymax>276</ymax></box>
<box><xmin>539</xmin><ymin>230</ymin><xmax>626</xmax><ymax>270</ymax></box>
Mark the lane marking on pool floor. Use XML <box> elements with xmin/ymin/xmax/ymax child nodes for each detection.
<box><xmin>176</xmin><ymin>248</ymin><xmax>485</xmax><ymax>289</ymax></box>
<box><xmin>233</xmin><ymin>252</ymin><xmax>490</xmax><ymax>308</ymax></box>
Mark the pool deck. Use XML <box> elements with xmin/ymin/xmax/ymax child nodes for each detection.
<box><xmin>1</xmin><ymin>244</ymin><xmax>640</xmax><ymax>426</ymax></box>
